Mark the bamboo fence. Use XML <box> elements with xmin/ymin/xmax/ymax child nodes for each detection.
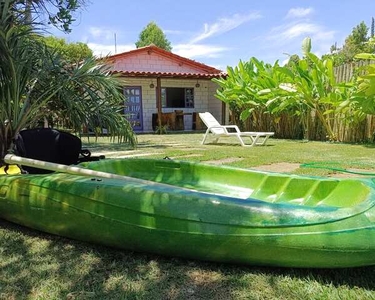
<box><xmin>334</xmin><ymin>60</ymin><xmax>375</xmax><ymax>83</ymax></box>
<box><xmin>240</xmin><ymin>61</ymin><xmax>375</xmax><ymax>142</ymax></box>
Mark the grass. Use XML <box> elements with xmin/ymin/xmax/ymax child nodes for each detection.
<box><xmin>85</xmin><ymin>133</ymin><xmax>375</xmax><ymax>176</ymax></box>
<box><xmin>2</xmin><ymin>133</ymin><xmax>375</xmax><ymax>299</ymax></box>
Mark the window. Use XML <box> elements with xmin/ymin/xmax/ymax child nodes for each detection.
<box><xmin>160</xmin><ymin>87</ymin><xmax>194</xmax><ymax>108</ymax></box>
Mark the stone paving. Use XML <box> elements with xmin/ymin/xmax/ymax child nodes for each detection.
<box><xmin>204</xmin><ymin>157</ymin><xmax>244</xmax><ymax>165</ymax></box>
<box><xmin>251</xmin><ymin>162</ymin><xmax>300</xmax><ymax>173</ymax></box>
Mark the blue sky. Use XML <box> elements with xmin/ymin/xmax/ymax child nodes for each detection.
<box><xmin>47</xmin><ymin>0</ymin><xmax>375</xmax><ymax>71</ymax></box>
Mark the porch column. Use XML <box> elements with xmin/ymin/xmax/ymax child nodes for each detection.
<box><xmin>221</xmin><ymin>101</ymin><xmax>226</xmax><ymax>124</ymax></box>
<box><xmin>156</xmin><ymin>77</ymin><xmax>162</xmax><ymax>132</ymax></box>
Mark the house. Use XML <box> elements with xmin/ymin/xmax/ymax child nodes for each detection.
<box><xmin>107</xmin><ymin>45</ymin><xmax>227</xmax><ymax>132</ymax></box>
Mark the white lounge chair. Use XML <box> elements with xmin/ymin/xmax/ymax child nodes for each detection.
<box><xmin>198</xmin><ymin>112</ymin><xmax>274</xmax><ymax>147</ymax></box>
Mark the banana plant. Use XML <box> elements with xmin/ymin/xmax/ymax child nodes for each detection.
<box><xmin>212</xmin><ymin>37</ymin><xmax>363</xmax><ymax>141</ymax></box>
<box><xmin>274</xmin><ymin>38</ymin><xmax>349</xmax><ymax>141</ymax></box>
<box><xmin>213</xmin><ymin>58</ymin><xmax>288</xmax><ymax>130</ymax></box>
<box><xmin>352</xmin><ymin>53</ymin><xmax>375</xmax><ymax>114</ymax></box>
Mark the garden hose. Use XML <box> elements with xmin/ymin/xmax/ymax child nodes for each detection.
<box><xmin>300</xmin><ymin>162</ymin><xmax>375</xmax><ymax>176</ymax></box>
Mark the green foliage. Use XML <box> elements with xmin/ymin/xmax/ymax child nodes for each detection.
<box><xmin>0</xmin><ymin>0</ymin><xmax>136</xmax><ymax>162</ymax></box>
<box><xmin>353</xmin><ymin>52</ymin><xmax>375</xmax><ymax>114</ymax></box>
<box><xmin>285</xmin><ymin>54</ymin><xmax>300</xmax><ymax>68</ymax></box>
<box><xmin>155</xmin><ymin>124</ymin><xmax>168</xmax><ymax>134</ymax></box>
<box><xmin>43</xmin><ymin>0</ymin><xmax>81</xmax><ymax>32</ymax></box>
<box><xmin>213</xmin><ymin>58</ymin><xmax>286</xmax><ymax>129</ymax></box>
<box><xmin>324</xmin><ymin>21</ymin><xmax>373</xmax><ymax>66</ymax></box>
<box><xmin>214</xmin><ymin>37</ymin><xmax>367</xmax><ymax>142</ymax></box>
<box><xmin>135</xmin><ymin>21</ymin><xmax>172</xmax><ymax>51</ymax></box>
<box><xmin>302</xmin><ymin>37</ymin><xmax>312</xmax><ymax>55</ymax></box>
<box><xmin>42</xmin><ymin>36</ymin><xmax>93</xmax><ymax>62</ymax></box>
<box><xmin>282</xmin><ymin>40</ymin><xmax>343</xmax><ymax>140</ymax></box>
<box><xmin>5</xmin><ymin>0</ymin><xmax>83</xmax><ymax>32</ymax></box>
<box><xmin>349</xmin><ymin>22</ymin><xmax>369</xmax><ymax>46</ymax></box>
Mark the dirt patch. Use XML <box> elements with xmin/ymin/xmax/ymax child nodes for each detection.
<box><xmin>252</xmin><ymin>162</ymin><xmax>300</xmax><ymax>173</ymax></box>
<box><xmin>205</xmin><ymin>157</ymin><xmax>244</xmax><ymax>165</ymax></box>
<box><xmin>326</xmin><ymin>169</ymin><xmax>371</xmax><ymax>178</ymax></box>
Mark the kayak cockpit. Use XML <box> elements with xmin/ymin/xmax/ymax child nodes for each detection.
<box><xmin>82</xmin><ymin>158</ymin><xmax>373</xmax><ymax>209</ymax></box>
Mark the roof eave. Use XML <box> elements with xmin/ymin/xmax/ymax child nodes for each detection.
<box><xmin>112</xmin><ymin>71</ymin><xmax>227</xmax><ymax>79</ymax></box>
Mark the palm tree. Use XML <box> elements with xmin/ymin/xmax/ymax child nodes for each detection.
<box><xmin>0</xmin><ymin>0</ymin><xmax>136</xmax><ymax>163</ymax></box>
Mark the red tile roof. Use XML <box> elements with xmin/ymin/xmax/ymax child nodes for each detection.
<box><xmin>107</xmin><ymin>44</ymin><xmax>226</xmax><ymax>79</ymax></box>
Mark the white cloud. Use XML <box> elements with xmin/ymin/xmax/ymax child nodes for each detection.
<box><xmin>286</xmin><ymin>7</ymin><xmax>314</xmax><ymax>19</ymax></box>
<box><xmin>87</xmin><ymin>42</ymin><xmax>227</xmax><ymax>67</ymax></box>
<box><xmin>190</xmin><ymin>12</ymin><xmax>262</xmax><ymax>43</ymax></box>
<box><xmin>88</xmin><ymin>43</ymin><xmax>135</xmax><ymax>57</ymax></box>
<box><xmin>210</xmin><ymin>64</ymin><xmax>226</xmax><ymax>71</ymax></box>
<box><xmin>163</xmin><ymin>29</ymin><xmax>186</xmax><ymax>35</ymax></box>
<box><xmin>281</xmin><ymin>23</ymin><xmax>320</xmax><ymax>39</ymax></box>
<box><xmin>270</xmin><ymin>22</ymin><xmax>335</xmax><ymax>42</ymax></box>
<box><xmin>256</xmin><ymin>19</ymin><xmax>337</xmax><ymax>62</ymax></box>
<box><xmin>165</xmin><ymin>13</ymin><xmax>259</xmax><ymax>64</ymax></box>
<box><xmin>281</xmin><ymin>58</ymin><xmax>290</xmax><ymax>66</ymax></box>
<box><xmin>173</xmin><ymin>43</ymin><xmax>229</xmax><ymax>59</ymax></box>
<box><xmin>88</xmin><ymin>27</ymin><xmax>116</xmax><ymax>41</ymax></box>
<box><xmin>314</xmin><ymin>30</ymin><xmax>336</xmax><ymax>41</ymax></box>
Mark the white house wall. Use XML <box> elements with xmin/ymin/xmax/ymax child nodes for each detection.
<box><xmin>122</xmin><ymin>77</ymin><xmax>222</xmax><ymax>132</ymax></box>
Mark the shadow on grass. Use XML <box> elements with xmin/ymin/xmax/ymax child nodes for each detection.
<box><xmin>83</xmin><ymin>142</ymin><xmax>174</xmax><ymax>153</ymax></box>
<box><xmin>362</xmin><ymin>143</ymin><xmax>375</xmax><ymax>149</ymax></box>
<box><xmin>202</xmin><ymin>142</ymin><xmax>276</xmax><ymax>148</ymax></box>
<box><xmin>1</xmin><ymin>219</ymin><xmax>375</xmax><ymax>299</ymax></box>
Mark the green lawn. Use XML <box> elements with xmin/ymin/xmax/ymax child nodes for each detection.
<box><xmin>85</xmin><ymin>133</ymin><xmax>375</xmax><ymax>176</ymax></box>
<box><xmin>1</xmin><ymin>134</ymin><xmax>375</xmax><ymax>299</ymax></box>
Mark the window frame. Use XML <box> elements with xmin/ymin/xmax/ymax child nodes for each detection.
<box><xmin>158</xmin><ymin>87</ymin><xmax>195</xmax><ymax>108</ymax></box>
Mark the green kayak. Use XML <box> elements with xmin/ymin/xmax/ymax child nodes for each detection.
<box><xmin>1</xmin><ymin>157</ymin><xmax>375</xmax><ymax>268</ymax></box>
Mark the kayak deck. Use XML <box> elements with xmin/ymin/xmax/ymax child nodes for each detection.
<box><xmin>82</xmin><ymin>159</ymin><xmax>372</xmax><ymax>208</ymax></box>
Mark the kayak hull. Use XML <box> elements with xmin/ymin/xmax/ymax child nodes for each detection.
<box><xmin>1</xmin><ymin>158</ymin><xmax>375</xmax><ymax>268</ymax></box>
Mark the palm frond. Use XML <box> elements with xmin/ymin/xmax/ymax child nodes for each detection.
<box><xmin>0</xmin><ymin>3</ymin><xmax>136</xmax><ymax>163</ymax></box>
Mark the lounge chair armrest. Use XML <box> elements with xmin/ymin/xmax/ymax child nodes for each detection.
<box><xmin>208</xmin><ymin>125</ymin><xmax>229</xmax><ymax>134</ymax></box>
<box><xmin>222</xmin><ymin>125</ymin><xmax>241</xmax><ymax>133</ymax></box>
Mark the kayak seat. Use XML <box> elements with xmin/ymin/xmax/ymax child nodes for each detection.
<box><xmin>13</xmin><ymin>128</ymin><xmax>103</xmax><ymax>174</ymax></box>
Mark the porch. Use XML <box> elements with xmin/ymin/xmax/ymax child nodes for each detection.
<box><xmin>122</xmin><ymin>77</ymin><xmax>225</xmax><ymax>132</ymax></box>
<box><xmin>151</xmin><ymin>111</ymin><xmax>205</xmax><ymax>131</ymax></box>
